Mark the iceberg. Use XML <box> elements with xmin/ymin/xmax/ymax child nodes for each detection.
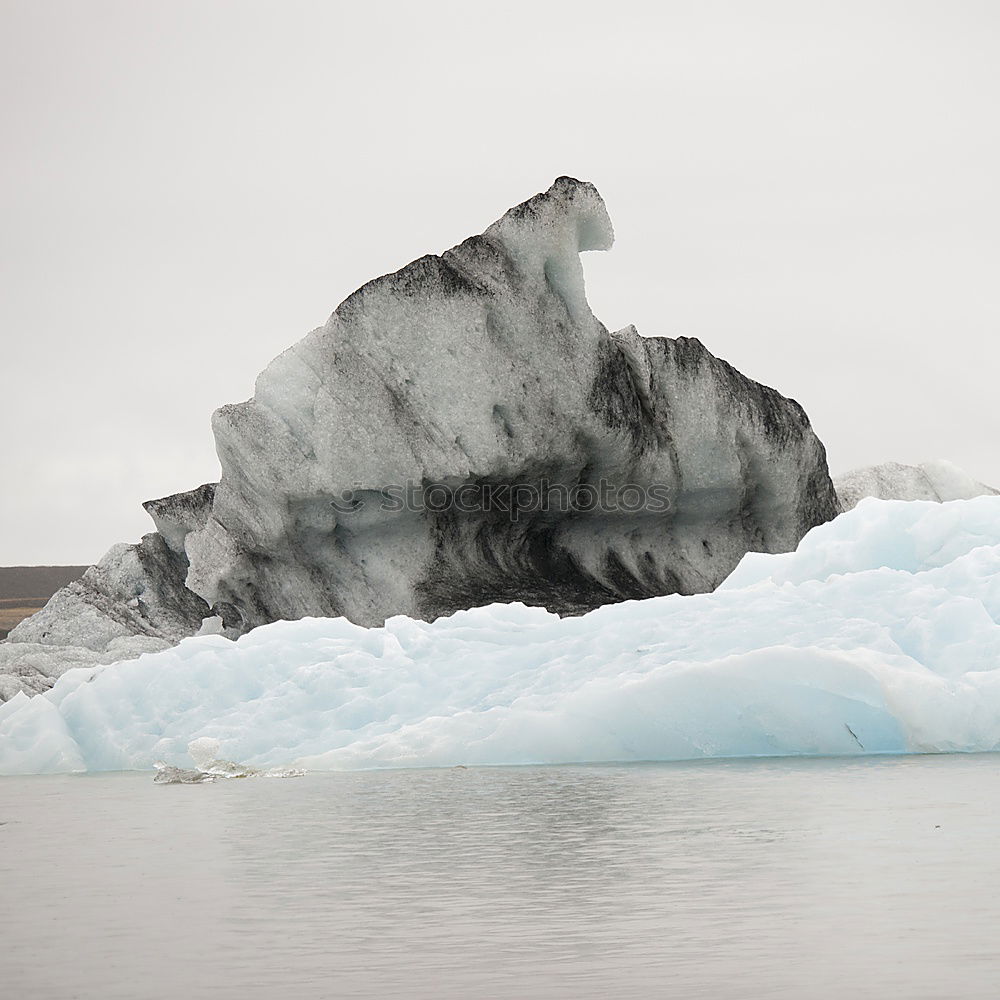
<box><xmin>152</xmin><ymin>738</ymin><xmax>304</xmax><ymax>783</ymax></box>
<box><xmin>2</xmin><ymin>177</ymin><xmax>838</xmax><ymax>699</ymax></box>
<box><xmin>2</xmin><ymin>496</ymin><xmax>999</xmax><ymax>776</ymax></box>
<box><xmin>835</xmin><ymin>459</ymin><xmax>998</xmax><ymax>511</ymax></box>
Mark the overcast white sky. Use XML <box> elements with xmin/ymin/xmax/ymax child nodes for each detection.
<box><xmin>2</xmin><ymin>0</ymin><xmax>997</xmax><ymax>565</ymax></box>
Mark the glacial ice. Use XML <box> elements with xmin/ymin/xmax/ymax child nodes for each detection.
<box><xmin>835</xmin><ymin>459</ymin><xmax>998</xmax><ymax>511</ymax></box>
<box><xmin>0</xmin><ymin>525</ymin><xmax>211</xmax><ymax>701</ymax></box>
<box><xmin>152</xmin><ymin>738</ymin><xmax>304</xmax><ymax>783</ymax></box>
<box><xmin>2</xmin><ymin>495</ymin><xmax>1000</xmax><ymax>776</ymax></box>
<box><xmin>3</xmin><ymin>177</ymin><xmax>838</xmax><ymax>701</ymax></box>
<box><xmin>189</xmin><ymin>177</ymin><xmax>837</xmax><ymax>631</ymax></box>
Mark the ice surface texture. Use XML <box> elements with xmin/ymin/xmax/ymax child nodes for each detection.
<box><xmin>2</xmin><ymin>496</ymin><xmax>999</xmax><ymax>775</ymax></box>
<box><xmin>185</xmin><ymin>176</ymin><xmax>837</xmax><ymax>629</ymax></box>
<box><xmin>152</xmin><ymin>738</ymin><xmax>303</xmax><ymax>783</ymax></box>
<box><xmin>0</xmin><ymin>490</ymin><xmax>215</xmax><ymax>700</ymax></box>
<box><xmin>835</xmin><ymin>459</ymin><xmax>998</xmax><ymax>511</ymax></box>
<box><xmin>2</xmin><ymin>177</ymin><xmax>837</xmax><ymax>698</ymax></box>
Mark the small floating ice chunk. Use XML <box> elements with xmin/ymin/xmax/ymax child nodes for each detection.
<box><xmin>153</xmin><ymin>739</ymin><xmax>304</xmax><ymax>784</ymax></box>
<box><xmin>152</xmin><ymin>762</ymin><xmax>216</xmax><ymax>784</ymax></box>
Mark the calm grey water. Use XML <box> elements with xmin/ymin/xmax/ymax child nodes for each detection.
<box><xmin>3</xmin><ymin>755</ymin><xmax>999</xmax><ymax>999</ymax></box>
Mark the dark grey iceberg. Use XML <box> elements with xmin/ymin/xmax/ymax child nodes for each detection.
<box><xmin>1</xmin><ymin>177</ymin><xmax>839</xmax><ymax>699</ymax></box>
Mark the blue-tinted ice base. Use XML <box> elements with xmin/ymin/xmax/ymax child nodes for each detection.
<box><xmin>3</xmin><ymin>497</ymin><xmax>1000</xmax><ymax>775</ymax></box>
